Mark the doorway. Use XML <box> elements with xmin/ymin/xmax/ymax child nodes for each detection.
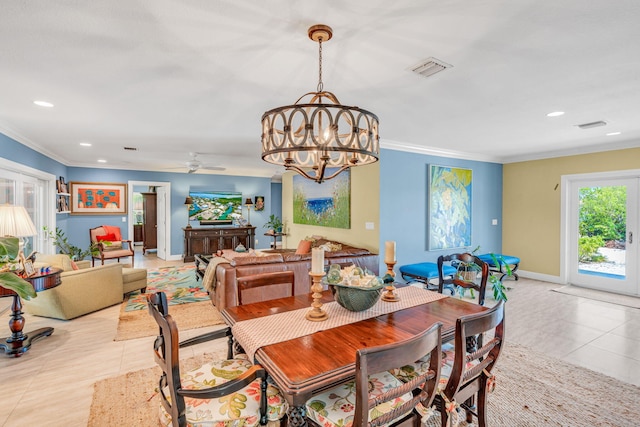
<box><xmin>127</xmin><ymin>181</ymin><xmax>171</xmax><ymax>261</ymax></box>
<box><xmin>563</xmin><ymin>171</ymin><xmax>639</xmax><ymax>296</ymax></box>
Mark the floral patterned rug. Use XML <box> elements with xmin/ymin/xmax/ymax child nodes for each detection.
<box><xmin>124</xmin><ymin>265</ymin><xmax>209</xmax><ymax>312</ymax></box>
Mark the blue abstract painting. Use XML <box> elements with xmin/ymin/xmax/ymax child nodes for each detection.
<box><xmin>429</xmin><ymin>165</ymin><xmax>472</xmax><ymax>250</ymax></box>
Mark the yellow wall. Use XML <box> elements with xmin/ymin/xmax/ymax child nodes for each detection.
<box><xmin>503</xmin><ymin>147</ymin><xmax>640</xmax><ymax>277</ymax></box>
<box><xmin>281</xmin><ymin>163</ymin><xmax>380</xmax><ymax>254</ymax></box>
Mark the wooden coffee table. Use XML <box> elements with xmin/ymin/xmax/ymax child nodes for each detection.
<box><xmin>0</xmin><ymin>268</ymin><xmax>62</xmax><ymax>357</ymax></box>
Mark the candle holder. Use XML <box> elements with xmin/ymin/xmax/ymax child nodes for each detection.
<box><xmin>382</xmin><ymin>261</ymin><xmax>400</xmax><ymax>302</ymax></box>
<box><xmin>306</xmin><ymin>272</ymin><xmax>329</xmax><ymax>322</ymax></box>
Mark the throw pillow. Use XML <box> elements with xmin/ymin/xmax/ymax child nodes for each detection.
<box><xmin>70</xmin><ymin>260</ymin><xmax>80</xmax><ymax>270</ymax></box>
<box><xmin>96</xmin><ymin>233</ymin><xmax>117</xmax><ymax>242</ymax></box>
<box><xmin>102</xmin><ymin>240</ymin><xmax>123</xmax><ymax>251</ymax></box>
<box><xmin>296</xmin><ymin>239</ymin><xmax>312</xmax><ymax>255</ymax></box>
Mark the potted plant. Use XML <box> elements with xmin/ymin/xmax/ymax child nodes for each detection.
<box><xmin>0</xmin><ymin>237</ymin><xmax>37</xmax><ymax>300</ymax></box>
<box><xmin>263</xmin><ymin>214</ymin><xmax>284</xmax><ymax>234</ymax></box>
<box><xmin>454</xmin><ymin>247</ymin><xmax>509</xmax><ymax>302</ymax></box>
<box><xmin>43</xmin><ymin>226</ymin><xmax>94</xmax><ymax>260</ymax></box>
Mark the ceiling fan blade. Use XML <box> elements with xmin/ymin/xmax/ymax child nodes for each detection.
<box><xmin>201</xmin><ymin>165</ymin><xmax>226</xmax><ymax>171</ymax></box>
<box><xmin>188</xmin><ymin>168</ymin><xmax>197</xmax><ymax>174</ymax></box>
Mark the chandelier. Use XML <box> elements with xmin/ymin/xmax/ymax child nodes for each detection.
<box><xmin>261</xmin><ymin>25</ymin><xmax>380</xmax><ymax>183</ymax></box>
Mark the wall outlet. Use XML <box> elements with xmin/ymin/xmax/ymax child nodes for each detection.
<box><xmin>255</xmin><ymin>239</ymin><xmax>258</xmax><ymax>244</ymax></box>
<box><xmin>365</xmin><ymin>222</ymin><xmax>375</xmax><ymax>230</ymax></box>
<box><xmin>122</xmin><ymin>216</ymin><xmax>127</xmax><ymax>222</ymax></box>
<box><xmin>492</xmin><ymin>219</ymin><xmax>498</xmax><ymax>225</ymax></box>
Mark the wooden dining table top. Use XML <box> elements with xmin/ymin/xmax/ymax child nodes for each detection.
<box><xmin>221</xmin><ymin>288</ymin><xmax>487</xmax><ymax>407</ymax></box>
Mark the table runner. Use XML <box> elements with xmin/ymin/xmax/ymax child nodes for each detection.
<box><xmin>232</xmin><ymin>286</ymin><xmax>447</xmax><ymax>361</ymax></box>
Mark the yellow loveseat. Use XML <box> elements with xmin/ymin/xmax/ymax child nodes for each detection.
<box><xmin>23</xmin><ymin>254</ymin><xmax>147</xmax><ymax>320</ymax></box>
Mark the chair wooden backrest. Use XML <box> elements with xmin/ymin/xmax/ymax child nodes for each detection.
<box><xmin>236</xmin><ymin>270</ymin><xmax>295</xmax><ymax>305</ymax></box>
<box><xmin>354</xmin><ymin>322</ymin><xmax>443</xmax><ymax>426</ymax></box>
<box><xmin>147</xmin><ymin>292</ymin><xmax>268</xmax><ymax>426</ymax></box>
<box><xmin>439</xmin><ymin>300</ymin><xmax>505</xmax><ymax>426</ymax></box>
<box><xmin>437</xmin><ymin>253</ymin><xmax>489</xmax><ymax>306</ymax></box>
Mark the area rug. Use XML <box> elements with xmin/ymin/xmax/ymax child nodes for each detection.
<box><xmin>552</xmin><ymin>285</ymin><xmax>640</xmax><ymax>309</ymax></box>
<box><xmin>124</xmin><ymin>265</ymin><xmax>210</xmax><ymax>312</ymax></box>
<box><xmin>114</xmin><ymin>300</ymin><xmax>225</xmax><ymax>341</ymax></box>
<box><xmin>89</xmin><ymin>343</ymin><xmax>640</xmax><ymax>426</ymax></box>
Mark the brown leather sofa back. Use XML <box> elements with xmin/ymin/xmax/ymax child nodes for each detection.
<box><xmin>212</xmin><ymin>252</ymin><xmax>379</xmax><ymax>310</ymax></box>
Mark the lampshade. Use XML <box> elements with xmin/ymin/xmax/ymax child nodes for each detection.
<box><xmin>261</xmin><ymin>24</ymin><xmax>379</xmax><ymax>184</ymax></box>
<box><xmin>184</xmin><ymin>197</ymin><xmax>193</xmax><ymax>205</ymax></box>
<box><xmin>244</xmin><ymin>198</ymin><xmax>254</xmax><ymax>206</ymax></box>
<box><xmin>0</xmin><ymin>204</ymin><xmax>37</xmax><ymax>238</ymax></box>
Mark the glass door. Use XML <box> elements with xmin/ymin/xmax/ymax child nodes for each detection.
<box><xmin>568</xmin><ymin>178</ymin><xmax>638</xmax><ymax>295</ymax></box>
<box><xmin>0</xmin><ymin>166</ymin><xmax>52</xmax><ymax>255</ymax></box>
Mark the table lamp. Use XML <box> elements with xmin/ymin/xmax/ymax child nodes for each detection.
<box><xmin>244</xmin><ymin>198</ymin><xmax>253</xmax><ymax>226</ymax></box>
<box><xmin>0</xmin><ymin>204</ymin><xmax>37</xmax><ymax>254</ymax></box>
<box><xmin>184</xmin><ymin>197</ymin><xmax>193</xmax><ymax>229</ymax></box>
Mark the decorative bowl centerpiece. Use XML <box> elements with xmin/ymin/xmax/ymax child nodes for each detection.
<box><xmin>325</xmin><ymin>265</ymin><xmax>384</xmax><ymax>312</ymax></box>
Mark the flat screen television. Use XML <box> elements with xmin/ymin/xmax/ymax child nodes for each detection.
<box><xmin>188</xmin><ymin>191</ymin><xmax>243</xmax><ymax>225</ymax></box>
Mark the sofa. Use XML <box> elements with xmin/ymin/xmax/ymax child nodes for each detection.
<box><xmin>23</xmin><ymin>254</ymin><xmax>147</xmax><ymax>320</ymax></box>
<box><xmin>203</xmin><ymin>240</ymin><xmax>379</xmax><ymax>311</ymax></box>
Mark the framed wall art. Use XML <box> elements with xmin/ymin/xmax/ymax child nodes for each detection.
<box><xmin>70</xmin><ymin>182</ymin><xmax>127</xmax><ymax>215</ymax></box>
<box><xmin>293</xmin><ymin>167</ymin><xmax>351</xmax><ymax>229</ymax></box>
<box><xmin>254</xmin><ymin>196</ymin><xmax>265</xmax><ymax>211</ymax></box>
<box><xmin>428</xmin><ymin>165</ymin><xmax>472</xmax><ymax>250</ymax></box>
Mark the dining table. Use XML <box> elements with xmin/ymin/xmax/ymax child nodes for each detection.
<box><xmin>221</xmin><ymin>285</ymin><xmax>488</xmax><ymax>426</ymax></box>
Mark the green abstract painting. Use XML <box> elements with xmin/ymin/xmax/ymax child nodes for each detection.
<box><xmin>293</xmin><ymin>168</ymin><xmax>351</xmax><ymax>229</ymax></box>
<box><xmin>429</xmin><ymin>165</ymin><xmax>472</xmax><ymax>250</ymax></box>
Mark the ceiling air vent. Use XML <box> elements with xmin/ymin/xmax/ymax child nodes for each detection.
<box><xmin>410</xmin><ymin>57</ymin><xmax>453</xmax><ymax>79</ymax></box>
<box><xmin>123</xmin><ymin>146</ymin><xmax>138</xmax><ymax>151</ymax></box>
<box><xmin>576</xmin><ymin>121</ymin><xmax>607</xmax><ymax>129</ymax></box>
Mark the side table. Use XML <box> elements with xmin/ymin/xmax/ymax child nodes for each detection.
<box><xmin>0</xmin><ymin>268</ymin><xmax>62</xmax><ymax>357</ymax></box>
<box><xmin>265</xmin><ymin>232</ymin><xmax>286</xmax><ymax>249</ymax></box>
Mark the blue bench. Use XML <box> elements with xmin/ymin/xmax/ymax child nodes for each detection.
<box><xmin>399</xmin><ymin>262</ymin><xmax>457</xmax><ymax>289</ymax></box>
<box><xmin>477</xmin><ymin>253</ymin><xmax>520</xmax><ymax>282</ymax></box>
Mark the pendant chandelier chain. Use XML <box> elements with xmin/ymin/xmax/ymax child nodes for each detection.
<box><xmin>317</xmin><ymin>37</ymin><xmax>324</xmax><ymax>93</ymax></box>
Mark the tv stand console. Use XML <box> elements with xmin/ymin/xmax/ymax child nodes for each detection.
<box><xmin>183</xmin><ymin>226</ymin><xmax>255</xmax><ymax>262</ymax></box>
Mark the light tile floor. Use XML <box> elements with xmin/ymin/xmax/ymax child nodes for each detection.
<box><xmin>1</xmin><ymin>250</ymin><xmax>639</xmax><ymax>426</ymax></box>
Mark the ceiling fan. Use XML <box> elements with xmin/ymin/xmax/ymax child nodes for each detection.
<box><xmin>185</xmin><ymin>153</ymin><xmax>225</xmax><ymax>174</ymax></box>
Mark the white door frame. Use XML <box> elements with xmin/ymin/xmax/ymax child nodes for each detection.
<box><xmin>127</xmin><ymin>180</ymin><xmax>172</xmax><ymax>260</ymax></box>
<box><xmin>561</xmin><ymin>169</ymin><xmax>640</xmax><ymax>294</ymax></box>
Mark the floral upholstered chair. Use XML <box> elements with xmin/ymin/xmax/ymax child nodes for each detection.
<box><xmin>392</xmin><ymin>300</ymin><xmax>505</xmax><ymax>427</ymax></box>
<box><xmin>305</xmin><ymin>323</ymin><xmax>442</xmax><ymax>427</ymax></box>
<box><xmin>147</xmin><ymin>291</ymin><xmax>288</xmax><ymax>426</ymax></box>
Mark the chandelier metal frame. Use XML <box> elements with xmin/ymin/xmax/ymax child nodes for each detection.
<box><xmin>261</xmin><ymin>24</ymin><xmax>380</xmax><ymax>183</ymax></box>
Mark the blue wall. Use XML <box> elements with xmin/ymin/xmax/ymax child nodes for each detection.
<box><xmin>65</xmin><ymin>167</ymin><xmax>274</xmax><ymax>256</ymax></box>
<box><xmin>0</xmin><ymin>133</ymin><xmax>67</xmax><ymax>179</ymax></box>
<box><xmin>379</xmin><ymin>148</ymin><xmax>503</xmax><ymax>267</ymax></box>
<box><xmin>3</xmin><ymin>132</ymin><xmax>504</xmax><ymax>265</ymax></box>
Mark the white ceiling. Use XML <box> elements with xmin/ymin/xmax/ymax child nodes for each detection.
<box><xmin>2</xmin><ymin>1</ymin><xmax>640</xmax><ymax>178</ymax></box>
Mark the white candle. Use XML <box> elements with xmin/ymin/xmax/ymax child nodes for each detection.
<box><xmin>311</xmin><ymin>248</ymin><xmax>324</xmax><ymax>274</ymax></box>
<box><xmin>384</xmin><ymin>241</ymin><xmax>396</xmax><ymax>264</ymax></box>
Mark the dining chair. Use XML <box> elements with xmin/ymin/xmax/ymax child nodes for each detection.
<box><xmin>147</xmin><ymin>291</ymin><xmax>289</xmax><ymax>426</ymax></box>
<box><xmin>236</xmin><ymin>270</ymin><xmax>295</xmax><ymax>305</ymax></box>
<box><xmin>394</xmin><ymin>300</ymin><xmax>505</xmax><ymax>427</ymax></box>
<box><xmin>437</xmin><ymin>253</ymin><xmax>489</xmax><ymax>306</ymax></box>
<box><xmin>305</xmin><ymin>322</ymin><xmax>443</xmax><ymax>427</ymax></box>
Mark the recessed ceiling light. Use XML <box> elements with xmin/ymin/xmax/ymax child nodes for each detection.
<box><xmin>97</xmin><ymin>159</ymin><xmax>107</xmax><ymax>163</ymax></box>
<box><xmin>546</xmin><ymin>111</ymin><xmax>565</xmax><ymax>117</ymax></box>
<box><xmin>33</xmin><ymin>100</ymin><xmax>54</xmax><ymax>108</ymax></box>
<box><xmin>79</xmin><ymin>142</ymin><xmax>92</xmax><ymax>147</ymax></box>
<box><xmin>606</xmin><ymin>132</ymin><xmax>621</xmax><ymax>136</ymax></box>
